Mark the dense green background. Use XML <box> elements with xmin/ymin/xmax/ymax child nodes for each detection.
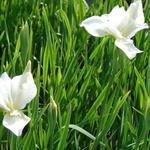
<box><xmin>0</xmin><ymin>0</ymin><xmax>150</xmax><ymax>149</ymax></box>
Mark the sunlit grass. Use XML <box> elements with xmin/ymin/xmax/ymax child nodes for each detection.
<box><xmin>0</xmin><ymin>0</ymin><xmax>150</xmax><ymax>149</ymax></box>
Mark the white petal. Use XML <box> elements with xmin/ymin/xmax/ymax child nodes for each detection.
<box><xmin>109</xmin><ymin>6</ymin><xmax>136</xmax><ymax>38</ymax></box>
<box><xmin>105</xmin><ymin>23</ymin><xmax>123</xmax><ymax>39</ymax></box>
<box><xmin>0</xmin><ymin>73</ymin><xmax>12</xmax><ymax>111</ymax></box>
<box><xmin>115</xmin><ymin>39</ymin><xmax>143</xmax><ymax>59</ymax></box>
<box><xmin>106</xmin><ymin>6</ymin><xmax>137</xmax><ymax>38</ymax></box>
<box><xmin>109</xmin><ymin>2</ymin><xmax>148</xmax><ymax>38</ymax></box>
<box><xmin>3</xmin><ymin>111</ymin><xmax>30</xmax><ymax>136</ymax></box>
<box><xmin>80</xmin><ymin>15</ymin><xmax>123</xmax><ymax>39</ymax></box>
<box><xmin>126</xmin><ymin>0</ymin><xmax>149</xmax><ymax>37</ymax></box>
<box><xmin>127</xmin><ymin>23</ymin><xmax>149</xmax><ymax>38</ymax></box>
<box><xmin>108</xmin><ymin>6</ymin><xmax>126</xmax><ymax>27</ymax></box>
<box><xmin>80</xmin><ymin>16</ymin><xmax>109</xmax><ymax>37</ymax></box>
<box><xmin>11</xmin><ymin>71</ymin><xmax>37</xmax><ymax>110</ymax></box>
<box><xmin>127</xmin><ymin>0</ymin><xmax>145</xmax><ymax>25</ymax></box>
<box><xmin>117</xmin><ymin>15</ymin><xmax>137</xmax><ymax>38</ymax></box>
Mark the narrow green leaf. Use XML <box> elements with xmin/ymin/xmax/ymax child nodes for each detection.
<box><xmin>69</xmin><ymin>124</ymin><xmax>95</xmax><ymax>140</ymax></box>
<box><xmin>57</xmin><ymin>106</ymin><xmax>71</xmax><ymax>150</ymax></box>
<box><xmin>83</xmin><ymin>84</ymin><xmax>108</xmax><ymax>122</ymax></box>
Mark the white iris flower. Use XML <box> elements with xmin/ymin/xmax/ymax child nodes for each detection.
<box><xmin>0</xmin><ymin>61</ymin><xmax>37</xmax><ymax>136</ymax></box>
<box><xmin>80</xmin><ymin>0</ymin><xmax>149</xmax><ymax>59</ymax></box>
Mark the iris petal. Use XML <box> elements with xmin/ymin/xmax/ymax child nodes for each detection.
<box><xmin>0</xmin><ymin>73</ymin><xmax>12</xmax><ymax>112</ymax></box>
<box><xmin>127</xmin><ymin>0</ymin><xmax>145</xmax><ymax>25</ymax></box>
<box><xmin>3</xmin><ymin>111</ymin><xmax>30</xmax><ymax>136</ymax></box>
<box><xmin>115</xmin><ymin>39</ymin><xmax>143</xmax><ymax>59</ymax></box>
<box><xmin>80</xmin><ymin>16</ymin><xmax>109</xmax><ymax>37</ymax></box>
<box><xmin>11</xmin><ymin>72</ymin><xmax>37</xmax><ymax>110</ymax></box>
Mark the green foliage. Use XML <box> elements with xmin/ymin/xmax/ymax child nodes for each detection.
<box><xmin>0</xmin><ymin>0</ymin><xmax>150</xmax><ymax>149</ymax></box>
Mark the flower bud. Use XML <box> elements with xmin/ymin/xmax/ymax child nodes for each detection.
<box><xmin>50</xmin><ymin>96</ymin><xmax>57</xmax><ymax>120</ymax></box>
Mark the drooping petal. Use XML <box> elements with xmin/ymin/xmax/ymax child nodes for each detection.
<box><xmin>0</xmin><ymin>73</ymin><xmax>12</xmax><ymax>112</ymax></box>
<box><xmin>127</xmin><ymin>0</ymin><xmax>145</xmax><ymax>25</ymax></box>
<box><xmin>80</xmin><ymin>16</ymin><xmax>109</xmax><ymax>37</ymax></box>
<box><xmin>115</xmin><ymin>39</ymin><xmax>143</xmax><ymax>59</ymax></box>
<box><xmin>3</xmin><ymin>110</ymin><xmax>30</xmax><ymax>136</ymax></box>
